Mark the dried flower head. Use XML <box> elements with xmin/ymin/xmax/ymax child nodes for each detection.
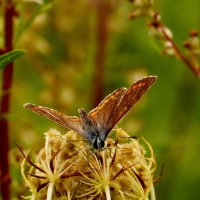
<box><xmin>184</xmin><ymin>30</ymin><xmax>200</xmax><ymax>67</ymax></box>
<box><xmin>21</xmin><ymin>128</ymin><xmax>156</xmax><ymax>200</ymax></box>
<box><xmin>128</xmin><ymin>0</ymin><xmax>154</xmax><ymax>19</ymax></box>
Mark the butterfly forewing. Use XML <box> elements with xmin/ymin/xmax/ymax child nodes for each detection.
<box><xmin>24</xmin><ymin>103</ymin><xmax>83</xmax><ymax>134</ymax></box>
<box><xmin>89</xmin><ymin>88</ymin><xmax>126</xmax><ymax>132</ymax></box>
<box><xmin>105</xmin><ymin>76</ymin><xmax>157</xmax><ymax>134</ymax></box>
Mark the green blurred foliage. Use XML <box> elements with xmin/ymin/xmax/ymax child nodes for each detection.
<box><xmin>1</xmin><ymin>0</ymin><xmax>200</xmax><ymax>199</ymax></box>
<box><xmin>0</xmin><ymin>50</ymin><xmax>25</xmax><ymax>69</ymax></box>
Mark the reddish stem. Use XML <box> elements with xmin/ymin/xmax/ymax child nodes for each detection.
<box><xmin>159</xmin><ymin>23</ymin><xmax>200</xmax><ymax>78</ymax></box>
<box><xmin>0</xmin><ymin>2</ymin><xmax>14</xmax><ymax>200</ymax></box>
<box><xmin>92</xmin><ymin>1</ymin><xmax>110</xmax><ymax>107</ymax></box>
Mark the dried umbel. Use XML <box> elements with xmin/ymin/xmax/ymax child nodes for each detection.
<box><xmin>21</xmin><ymin>128</ymin><xmax>156</xmax><ymax>200</ymax></box>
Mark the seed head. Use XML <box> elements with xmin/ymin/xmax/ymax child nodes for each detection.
<box><xmin>21</xmin><ymin>128</ymin><xmax>157</xmax><ymax>200</ymax></box>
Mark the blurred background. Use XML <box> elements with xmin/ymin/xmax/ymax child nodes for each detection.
<box><xmin>1</xmin><ymin>0</ymin><xmax>200</xmax><ymax>199</ymax></box>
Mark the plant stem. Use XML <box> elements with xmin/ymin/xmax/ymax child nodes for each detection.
<box><xmin>0</xmin><ymin>1</ymin><xmax>15</xmax><ymax>200</ymax></box>
<box><xmin>92</xmin><ymin>0</ymin><xmax>110</xmax><ymax>107</ymax></box>
<box><xmin>31</xmin><ymin>193</ymin><xmax>36</xmax><ymax>200</ymax></box>
<box><xmin>150</xmin><ymin>185</ymin><xmax>156</xmax><ymax>200</ymax></box>
<box><xmin>159</xmin><ymin>22</ymin><xmax>200</xmax><ymax>78</ymax></box>
<box><xmin>105</xmin><ymin>185</ymin><xmax>111</xmax><ymax>200</ymax></box>
<box><xmin>47</xmin><ymin>182</ymin><xmax>54</xmax><ymax>200</ymax></box>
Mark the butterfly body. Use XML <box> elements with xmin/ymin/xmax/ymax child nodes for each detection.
<box><xmin>24</xmin><ymin>76</ymin><xmax>157</xmax><ymax>150</ymax></box>
<box><xmin>78</xmin><ymin>108</ymin><xmax>105</xmax><ymax>149</ymax></box>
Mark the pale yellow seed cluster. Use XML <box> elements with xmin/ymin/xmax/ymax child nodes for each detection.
<box><xmin>21</xmin><ymin>128</ymin><xmax>156</xmax><ymax>200</ymax></box>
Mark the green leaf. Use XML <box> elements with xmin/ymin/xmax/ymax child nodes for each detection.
<box><xmin>0</xmin><ymin>49</ymin><xmax>26</xmax><ymax>69</ymax></box>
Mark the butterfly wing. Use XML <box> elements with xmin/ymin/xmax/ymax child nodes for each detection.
<box><xmin>24</xmin><ymin>103</ymin><xmax>83</xmax><ymax>135</ymax></box>
<box><xmin>107</xmin><ymin>76</ymin><xmax>157</xmax><ymax>132</ymax></box>
<box><xmin>89</xmin><ymin>87</ymin><xmax>126</xmax><ymax>133</ymax></box>
<box><xmin>90</xmin><ymin>76</ymin><xmax>157</xmax><ymax>140</ymax></box>
<box><xmin>24</xmin><ymin>76</ymin><xmax>156</xmax><ymax>144</ymax></box>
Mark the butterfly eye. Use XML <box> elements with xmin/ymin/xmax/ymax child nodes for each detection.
<box><xmin>93</xmin><ymin>139</ymin><xmax>98</xmax><ymax>149</ymax></box>
<box><xmin>93</xmin><ymin>138</ymin><xmax>105</xmax><ymax>149</ymax></box>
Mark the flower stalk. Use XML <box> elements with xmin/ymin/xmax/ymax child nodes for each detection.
<box><xmin>128</xmin><ymin>0</ymin><xmax>200</xmax><ymax>78</ymax></box>
<box><xmin>47</xmin><ymin>182</ymin><xmax>54</xmax><ymax>200</ymax></box>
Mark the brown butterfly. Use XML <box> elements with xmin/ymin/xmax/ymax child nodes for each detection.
<box><xmin>24</xmin><ymin>76</ymin><xmax>157</xmax><ymax>150</ymax></box>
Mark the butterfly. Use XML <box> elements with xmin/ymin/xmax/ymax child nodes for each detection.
<box><xmin>24</xmin><ymin>76</ymin><xmax>157</xmax><ymax>150</ymax></box>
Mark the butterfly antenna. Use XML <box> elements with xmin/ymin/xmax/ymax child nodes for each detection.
<box><xmin>111</xmin><ymin>136</ymin><xmax>139</xmax><ymax>139</ymax></box>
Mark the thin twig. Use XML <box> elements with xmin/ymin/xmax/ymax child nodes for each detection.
<box><xmin>159</xmin><ymin>23</ymin><xmax>200</xmax><ymax>78</ymax></box>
